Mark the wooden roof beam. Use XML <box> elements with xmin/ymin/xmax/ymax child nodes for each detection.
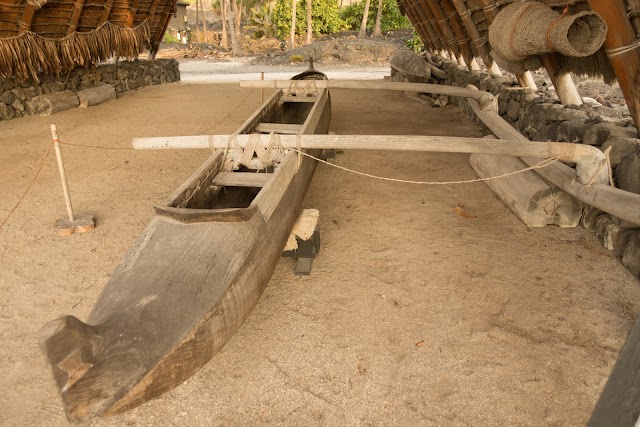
<box><xmin>440</xmin><ymin>0</ymin><xmax>478</xmax><ymax>70</ymax></box>
<box><xmin>98</xmin><ymin>0</ymin><xmax>115</xmax><ymax>25</ymax></box>
<box><xmin>67</xmin><ymin>0</ymin><xmax>85</xmax><ymax>35</ymax></box>
<box><xmin>126</xmin><ymin>0</ymin><xmax>141</xmax><ymax>27</ymax></box>
<box><xmin>587</xmin><ymin>0</ymin><xmax>640</xmax><ymax>134</ymax></box>
<box><xmin>18</xmin><ymin>0</ymin><xmax>47</xmax><ymax>35</ymax></box>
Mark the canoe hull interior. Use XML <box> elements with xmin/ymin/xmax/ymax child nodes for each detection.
<box><xmin>39</xmin><ymin>87</ymin><xmax>331</xmax><ymax>422</ymax></box>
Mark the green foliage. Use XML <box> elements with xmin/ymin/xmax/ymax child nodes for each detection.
<box><xmin>249</xmin><ymin>3</ymin><xmax>276</xmax><ymax>38</ymax></box>
<box><xmin>405</xmin><ymin>29</ymin><xmax>424</xmax><ymax>52</ymax></box>
<box><xmin>273</xmin><ymin>0</ymin><xmax>347</xmax><ymax>40</ymax></box>
<box><xmin>340</xmin><ymin>0</ymin><xmax>410</xmax><ymax>32</ymax></box>
<box><xmin>289</xmin><ymin>54</ymin><xmax>305</xmax><ymax>62</ymax></box>
<box><xmin>163</xmin><ymin>31</ymin><xmax>180</xmax><ymax>43</ymax></box>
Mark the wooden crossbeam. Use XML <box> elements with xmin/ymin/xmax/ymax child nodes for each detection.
<box><xmin>212</xmin><ymin>172</ymin><xmax>272</xmax><ymax>187</ymax></box>
<box><xmin>240</xmin><ymin>80</ymin><xmax>496</xmax><ymax>111</ymax></box>
<box><xmin>279</xmin><ymin>95</ymin><xmax>317</xmax><ymax>103</ymax></box>
<box><xmin>255</xmin><ymin>123</ymin><xmax>303</xmax><ymax>134</ymax></box>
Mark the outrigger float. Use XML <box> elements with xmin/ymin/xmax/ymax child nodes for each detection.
<box><xmin>40</xmin><ymin>62</ymin><xmax>640</xmax><ymax>422</ymax></box>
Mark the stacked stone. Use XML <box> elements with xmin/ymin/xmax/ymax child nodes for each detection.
<box><xmin>0</xmin><ymin>59</ymin><xmax>180</xmax><ymax>121</ymax></box>
<box><xmin>433</xmin><ymin>57</ymin><xmax>640</xmax><ymax>278</ymax></box>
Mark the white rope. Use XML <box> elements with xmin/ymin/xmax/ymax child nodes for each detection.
<box><xmin>289</xmin><ymin>148</ymin><xmax>561</xmax><ymax>186</ymax></box>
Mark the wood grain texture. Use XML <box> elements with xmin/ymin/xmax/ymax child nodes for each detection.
<box><xmin>588</xmin><ymin>314</ymin><xmax>640</xmax><ymax>426</ymax></box>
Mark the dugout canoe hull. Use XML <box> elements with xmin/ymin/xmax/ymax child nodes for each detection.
<box><xmin>39</xmin><ymin>77</ymin><xmax>331</xmax><ymax>422</ymax></box>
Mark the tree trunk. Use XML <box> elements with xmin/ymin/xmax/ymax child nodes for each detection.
<box><xmin>200</xmin><ymin>0</ymin><xmax>207</xmax><ymax>43</ymax></box>
<box><xmin>306</xmin><ymin>0</ymin><xmax>312</xmax><ymax>45</ymax></box>
<box><xmin>195</xmin><ymin>0</ymin><xmax>200</xmax><ymax>42</ymax></box>
<box><xmin>227</xmin><ymin>0</ymin><xmax>242</xmax><ymax>55</ymax></box>
<box><xmin>372</xmin><ymin>0</ymin><xmax>383</xmax><ymax>37</ymax></box>
<box><xmin>220</xmin><ymin>0</ymin><xmax>228</xmax><ymax>48</ymax></box>
<box><xmin>359</xmin><ymin>0</ymin><xmax>371</xmax><ymax>38</ymax></box>
<box><xmin>289</xmin><ymin>0</ymin><xmax>297</xmax><ymax>49</ymax></box>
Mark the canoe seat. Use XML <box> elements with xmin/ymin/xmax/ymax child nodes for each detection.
<box><xmin>255</xmin><ymin>123</ymin><xmax>303</xmax><ymax>134</ymax></box>
<box><xmin>280</xmin><ymin>95</ymin><xmax>317</xmax><ymax>103</ymax></box>
<box><xmin>212</xmin><ymin>172</ymin><xmax>273</xmax><ymax>188</ymax></box>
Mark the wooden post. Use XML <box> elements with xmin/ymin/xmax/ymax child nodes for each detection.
<box><xmin>50</xmin><ymin>124</ymin><xmax>95</xmax><ymax>236</ymax></box>
<box><xmin>261</xmin><ymin>72</ymin><xmax>264</xmax><ymax>104</ymax></box>
<box><xmin>587</xmin><ymin>0</ymin><xmax>640</xmax><ymax>133</ymax></box>
<box><xmin>149</xmin><ymin>6</ymin><xmax>174</xmax><ymax>59</ymax></box>
<box><xmin>200</xmin><ymin>0</ymin><xmax>207</xmax><ymax>43</ymax></box>
<box><xmin>540</xmin><ymin>53</ymin><xmax>582</xmax><ymax>105</ymax></box>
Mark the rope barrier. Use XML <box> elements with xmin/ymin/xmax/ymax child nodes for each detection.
<box><xmin>0</xmin><ymin>143</ymin><xmax>53</xmax><ymax>231</ymax></box>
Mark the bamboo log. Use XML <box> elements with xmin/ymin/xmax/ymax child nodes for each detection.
<box><xmin>417</xmin><ymin>0</ymin><xmax>456</xmax><ymax>58</ymax></box>
<box><xmin>424</xmin><ymin>0</ymin><xmax>464</xmax><ymax>61</ymax></box>
<box><xmin>466</xmin><ymin>95</ymin><xmax>640</xmax><ymax>226</ymax></box>
<box><xmin>441</xmin><ymin>0</ymin><xmax>476</xmax><ymax>70</ymax></box>
<box><xmin>133</xmin><ymin>133</ymin><xmax>607</xmax><ymax>186</ymax></box>
<box><xmin>539</xmin><ymin>54</ymin><xmax>582</xmax><ymax>105</ymax></box>
<box><xmin>587</xmin><ymin>0</ymin><xmax>640</xmax><ymax>134</ymax></box>
<box><xmin>450</xmin><ymin>0</ymin><xmax>492</xmax><ymax>67</ymax></box>
<box><xmin>18</xmin><ymin>0</ymin><xmax>46</xmax><ymax>34</ymax></box>
<box><xmin>149</xmin><ymin>6</ymin><xmax>174</xmax><ymax>59</ymax></box>
<box><xmin>239</xmin><ymin>80</ymin><xmax>496</xmax><ymax>110</ymax></box>
<box><xmin>76</xmin><ymin>85</ymin><xmax>117</xmax><ymax>107</ymax></box>
<box><xmin>403</xmin><ymin>1</ymin><xmax>437</xmax><ymax>51</ymax></box>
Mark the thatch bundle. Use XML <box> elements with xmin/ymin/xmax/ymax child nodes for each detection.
<box><xmin>488</xmin><ymin>1</ymin><xmax>607</xmax><ymax>74</ymax></box>
<box><xmin>0</xmin><ymin>21</ymin><xmax>150</xmax><ymax>82</ymax></box>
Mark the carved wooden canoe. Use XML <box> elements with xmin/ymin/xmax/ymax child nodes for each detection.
<box><xmin>39</xmin><ymin>68</ymin><xmax>331</xmax><ymax>422</ymax></box>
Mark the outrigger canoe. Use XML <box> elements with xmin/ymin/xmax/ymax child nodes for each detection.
<box><xmin>39</xmin><ymin>63</ymin><xmax>331</xmax><ymax>422</ymax></box>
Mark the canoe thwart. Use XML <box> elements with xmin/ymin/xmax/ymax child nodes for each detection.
<box><xmin>212</xmin><ymin>172</ymin><xmax>273</xmax><ymax>187</ymax></box>
<box><xmin>254</xmin><ymin>123</ymin><xmax>304</xmax><ymax>134</ymax></box>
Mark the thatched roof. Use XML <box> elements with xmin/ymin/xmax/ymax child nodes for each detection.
<box><xmin>395</xmin><ymin>0</ymin><xmax>634</xmax><ymax>82</ymax></box>
<box><xmin>0</xmin><ymin>0</ymin><xmax>179</xmax><ymax>81</ymax></box>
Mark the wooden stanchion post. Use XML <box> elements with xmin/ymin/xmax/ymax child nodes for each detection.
<box><xmin>50</xmin><ymin>124</ymin><xmax>95</xmax><ymax>236</ymax></box>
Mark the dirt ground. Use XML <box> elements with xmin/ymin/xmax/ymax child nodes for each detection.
<box><xmin>1</xmin><ymin>83</ymin><xmax>639</xmax><ymax>426</ymax></box>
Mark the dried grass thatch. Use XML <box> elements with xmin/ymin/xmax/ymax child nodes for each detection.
<box><xmin>0</xmin><ymin>21</ymin><xmax>150</xmax><ymax>82</ymax></box>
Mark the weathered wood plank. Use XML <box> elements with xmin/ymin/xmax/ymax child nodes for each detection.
<box><xmin>255</xmin><ymin>123</ymin><xmax>303</xmax><ymax>134</ymax></box>
<box><xmin>212</xmin><ymin>172</ymin><xmax>272</xmax><ymax>187</ymax></box>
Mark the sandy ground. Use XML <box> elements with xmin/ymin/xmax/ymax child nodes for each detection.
<box><xmin>1</xmin><ymin>82</ymin><xmax>639</xmax><ymax>427</ymax></box>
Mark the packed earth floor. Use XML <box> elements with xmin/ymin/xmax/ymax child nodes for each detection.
<box><xmin>1</xmin><ymin>82</ymin><xmax>639</xmax><ymax>426</ymax></box>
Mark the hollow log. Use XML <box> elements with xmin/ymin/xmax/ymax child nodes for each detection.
<box><xmin>466</xmin><ymin>94</ymin><xmax>640</xmax><ymax>227</ymax></box>
<box><xmin>76</xmin><ymin>85</ymin><xmax>117</xmax><ymax>108</ymax></box>
<box><xmin>32</xmin><ymin>91</ymin><xmax>80</xmax><ymax>115</ymax></box>
<box><xmin>470</xmin><ymin>151</ymin><xmax>581</xmax><ymax>227</ymax></box>
<box><xmin>587</xmin><ymin>0</ymin><xmax>640</xmax><ymax>134</ymax></box>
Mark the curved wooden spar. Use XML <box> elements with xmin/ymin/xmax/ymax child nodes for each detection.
<box><xmin>239</xmin><ymin>79</ymin><xmax>496</xmax><ymax>110</ymax></box>
<box><xmin>465</xmin><ymin>97</ymin><xmax>640</xmax><ymax>227</ymax></box>
<box><xmin>133</xmin><ymin>134</ymin><xmax>608</xmax><ymax>186</ymax></box>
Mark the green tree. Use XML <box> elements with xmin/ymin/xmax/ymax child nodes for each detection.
<box><xmin>273</xmin><ymin>0</ymin><xmax>346</xmax><ymax>41</ymax></box>
<box><xmin>341</xmin><ymin>0</ymin><xmax>410</xmax><ymax>32</ymax></box>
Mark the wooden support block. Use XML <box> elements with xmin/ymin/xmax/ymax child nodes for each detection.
<box><xmin>76</xmin><ymin>85</ymin><xmax>117</xmax><ymax>108</ymax></box>
<box><xmin>32</xmin><ymin>91</ymin><xmax>80</xmax><ymax>116</ymax></box>
<box><xmin>255</xmin><ymin>123</ymin><xmax>303</xmax><ymax>134</ymax></box>
<box><xmin>470</xmin><ymin>153</ymin><xmax>581</xmax><ymax>227</ymax></box>
<box><xmin>53</xmin><ymin>214</ymin><xmax>95</xmax><ymax>236</ymax></box>
<box><xmin>212</xmin><ymin>172</ymin><xmax>272</xmax><ymax>187</ymax></box>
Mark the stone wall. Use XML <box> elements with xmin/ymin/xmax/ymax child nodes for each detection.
<box><xmin>0</xmin><ymin>59</ymin><xmax>180</xmax><ymax>121</ymax></box>
<box><xmin>431</xmin><ymin>57</ymin><xmax>640</xmax><ymax>278</ymax></box>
